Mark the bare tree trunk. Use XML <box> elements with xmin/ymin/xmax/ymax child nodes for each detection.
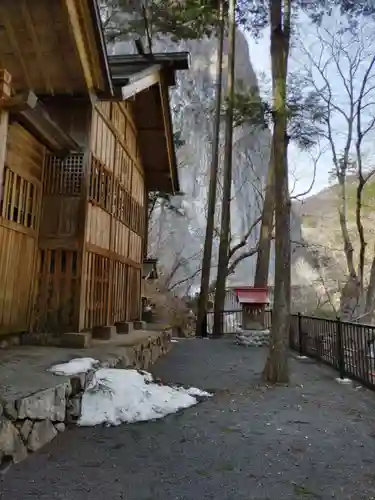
<box><xmin>212</xmin><ymin>0</ymin><xmax>236</xmax><ymax>337</ymax></box>
<box><xmin>338</xmin><ymin>176</ymin><xmax>356</xmax><ymax>279</ymax></box>
<box><xmin>262</xmin><ymin>0</ymin><xmax>291</xmax><ymax>384</ymax></box>
<box><xmin>365</xmin><ymin>251</ymin><xmax>375</xmax><ymax>323</ymax></box>
<box><xmin>196</xmin><ymin>1</ymin><xmax>225</xmax><ymax>337</ymax></box>
<box><xmin>355</xmin><ymin>175</ymin><xmax>366</xmax><ymax>289</ymax></box>
<box><xmin>254</xmin><ymin>147</ymin><xmax>274</xmax><ymax>288</ymax></box>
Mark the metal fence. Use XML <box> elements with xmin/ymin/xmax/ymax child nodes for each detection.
<box><xmin>290</xmin><ymin>312</ymin><xmax>375</xmax><ymax>390</ymax></box>
<box><xmin>205</xmin><ymin>309</ymin><xmax>375</xmax><ymax>390</ymax></box>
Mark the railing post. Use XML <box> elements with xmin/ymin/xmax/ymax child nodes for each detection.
<box><xmin>298</xmin><ymin>312</ymin><xmax>303</xmax><ymax>356</ymax></box>
<box><xmin>201</xmin><ymin>312</ymin><xmax>208</xmax><ymax>338</ymax></box>
<box><xmin>336</xmin><ymin>315</ymin><xmax>345</xmax><ymax>380</ymax></box>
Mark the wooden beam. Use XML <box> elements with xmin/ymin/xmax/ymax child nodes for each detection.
<box><xmin>0</xmin><ymin>70</ymin><xmax>11</xmax><ymax>206</ymax></box>
<box><xmin>158</xmin><ymin>72</ymin><xmax>179</xmax><ymax>194</ymax></box>
<box><xmin>0</xmin><ymin>91</ymin><xmax>38</xmax><ymax>112</ymax></box>
<box><xmin>5</xmin><ymin>90</ymin><xmax>80</xmax><ymax>154</ymax></box>
<box><xmin>64</xmin><ymin>0</ymin><xmax>94</xmax><ymax>91</ymax></box>
<box><xmin>127</xmin><ymin>65</ymin><xmax>162</xmax><ymax>85</ymax></box>
<box><xmin>121</xmin><ymin>71</ymin><xmax>161</xmax><ymax>101</ymax></box>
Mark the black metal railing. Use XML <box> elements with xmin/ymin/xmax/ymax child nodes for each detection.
<box><xmin>205</xmin><ymin>309</ymin><xmax>375</xmax><ymax>390</ymax></box>
<box><xmin>290</xmin><ymin>312</ymin><xmax>375</xmax><ymax>390</ymax></box>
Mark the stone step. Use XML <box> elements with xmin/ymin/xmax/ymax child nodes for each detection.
<box><xmin>115</xmin><ymin>322</ymin><xmax>134</xmax><ymax>334</ymax></box>
<box><xmin>60</xmin><ymin>332</ymin><xmax>92</xmax><ymax>348</ymax></box>
<box><xmin>91</xmin><ymin>325</ymin><xmax>117</xmax><ymax>341</ymax></box>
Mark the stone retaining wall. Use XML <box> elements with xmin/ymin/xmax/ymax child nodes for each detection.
<box><xmin>235</xmin><ymin>329</ymin><xmax>270</xmax><ymax>347</ymax></box>
<box><xmin>0</xmin><ymin>330</ymin><xmax>171</xmax><ymax>469</ymax></box>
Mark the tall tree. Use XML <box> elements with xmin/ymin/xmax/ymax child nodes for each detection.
<box><xmin>262</xmin><ymin>0</ymin><xmax>292</xmax><ymax>383</ymax></box>
<box><xmin>212</xmin><ymin>0</ymin><xmax>237</xmax><ymax>337</ymax></box>
<box><xmin>299</xmin><ymin>22</ymin><xmax>375</xmax><ymax>323</ymax></box>
<box><xmin>196</xmin><ymin>0</ymin><xmax>225</xmax><ymax>337</ymax></box>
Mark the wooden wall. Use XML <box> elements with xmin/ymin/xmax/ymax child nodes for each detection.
<box><xmin>0</xmin><ymin>123</ymin><xmax>44</xmax><ymax>334</ymax></box>
<box><xmin>34</xmin><ymin>152</ymin><xmax>86</xmax><ymax>333</ymax></box>
<box><xmin>9</xmin><ymin>98</ymin><xmax>146</xmax><ymax>335</ymax></box>
<box><xmin>83</xmin><ymin>100</ymin><xmax>145</xmax><ymax>329</ymax></box>
<box><xmin>34</xmin><ymin>102</ymin><xmax>91</xmax><ymax>333</ymax></box>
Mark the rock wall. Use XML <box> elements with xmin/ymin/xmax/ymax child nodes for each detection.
<box><xmin>112</xmin><ymin>32</ymin><xmax>271</xmax><ymax>294</ymax></box>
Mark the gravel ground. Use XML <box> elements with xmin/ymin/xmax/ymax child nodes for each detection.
<box><xmin>2</xmin><ymin>338</ymin><xmax>375</xmax><ymax>500</ymax></box>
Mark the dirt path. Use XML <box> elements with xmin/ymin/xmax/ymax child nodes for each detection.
<box><xmin>2</xmin><ymin>338</ymin><xmax>375</xmax><ymax>499</ymax></box>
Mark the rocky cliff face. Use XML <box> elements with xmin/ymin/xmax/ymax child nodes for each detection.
<box><xmin>113</xmin><ymin>32</ymin><xmax>313</xmax><ymax>297</ymax></box>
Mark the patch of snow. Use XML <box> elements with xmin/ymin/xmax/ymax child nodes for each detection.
<box><xmin>78</xmin><ymin>368</ymin><xmax>211</xmax><ymax>426</ymax></box>
<box><xmin>182</xmin><ymin>387</ymin><xmax>213</xmax><ymax>397</ymax></box>
<box><xmin>49</xmin><ymin>358</ymin><xmax>212</xmax><ymax>426</ymax></box>
<box><xmin>296</xmin><ymin>355</ymin><xmax>309</xmax><ymax>360</ymax></box>
<box><xmin>48</xmin><ymin>358</ymin><xmax>99</xmax><ymax>376</ymax></box>
<box><xmin>335</xmin><ymin>377</ymin><xmax>352</xmax><ymax>384</ymax></box>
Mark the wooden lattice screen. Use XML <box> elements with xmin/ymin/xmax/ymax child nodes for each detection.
<box><xmin>83</xmin><ymin>101</ymin><xmax>144</xmax><ymax>329</ymax></box>
<box><xmin>34</xmin><ymin>249</ymin><xmax>81</xmax><ymax>332</ymax></box>
<box><xmin>43</xmin><ymin>153</ymin><xmax>84</xmax><ymax>196</ymax></box>
<box><xmin>0</xmin><ymin>123</ymin><xmax>44</xmax><ymax>334</ymax></box>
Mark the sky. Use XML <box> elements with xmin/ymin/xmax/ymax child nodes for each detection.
<box><xmin>247</xmin><ymin>32</ymin><xmax>329</xmax><ymax>198</ymax></box>
<box><xmin>245</xmin><ymin>10</ymin><xmax>375</xmax><ymax>199</ymax></box>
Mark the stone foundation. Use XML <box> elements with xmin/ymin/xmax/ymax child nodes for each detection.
<box><xmin>0</xmin><ymin>329</ymin><xmax>171</xmax><ymax>468</ymax></box>
<box><xmin>235</xmin><ymin>329</ymin><xmax>270</xmax><ymax>347</ymax></box>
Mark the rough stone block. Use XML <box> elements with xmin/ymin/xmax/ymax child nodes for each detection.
<box><xmin>27</xmin><ymin>420</ymin><xmax>58</xmax><ymax>452</ymax></box>
<box><xmin>101</xmin><ymin>356</ymin><xmax>120</xmax><ymax>369</ymax></box>
<box><xmin>92</xmin><ymin>325</ymin><xmax>117</xmax><ymax>340</ymax></box>
<box><xmin>142</xmin><ymin>349</ymin><xmax>152</xmax><ymax>369</ymax></box>
<box><xmin>115</xmin><ymin>322</ymin><xmax>133</xmax><ymax>334</ymax></box>
<box><xmin>115</xmin><ymin>354</ymin><xmax>131</xmax><ymax>369</ymax></box>
<box><xmin>0</xmin><ymin>417</ymin><xmax>27</xmax><ymax>463</ymax></box>
<box><xmin>66</xmin><ymin>396</ymin><xmax>82</xmax><ymax>423</ymax></box>
<box><xmin>54</xmin><ymin>423</ymin><xmax>66</xmax><ymax>433</ymax></box>
<box><xmin>133</xmin><ymin>321</ymin><xmax>146</xmax><ymax>330</ymax></box>
<box><xmin>70</xmin><ymin>374</ymin><xmax>86</xmax><ymax>396</ymax></box>
<box><xmin>4</xmin><ymin>401</ymin><xmax>17</xmax><ymax>421</ymax></box>
<box><xmin>19</xmin><ymin>419</ymin><xmax>33</xmax><ymax>441</ymax></box>
<box><xmin>17</xmin><ymin>385</ymin><xmax>67</xmax><ymax>421</ymax></box>
<box><xmin>60</xmin><ymin>332</ymin><xmax>91</xmax><ymax>348</ymax></box>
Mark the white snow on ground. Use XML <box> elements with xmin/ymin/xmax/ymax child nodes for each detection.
<box><xmin>48</xmin><ymin>360</ymin><xmax>212</xmax><ymax>427</ymax></box>
<box><xmin>183</xmin><ymin>387</ymin><xmax>212</xmax><ymax>397</ymax></box>
<box><xmin>48</xmin><ymin>357</ymin><xmax>99</xmax><ymax>376</ymax></box>
<box><xmin>335</xmin><ymin>377</ymin><xmax>352</xmax><ymax>384</ymax></box>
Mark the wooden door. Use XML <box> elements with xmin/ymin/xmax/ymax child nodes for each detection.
<box><xmin>0</xmin><ymin>123</ymin><xmax>44</xmax><ymax>334</ymax></box>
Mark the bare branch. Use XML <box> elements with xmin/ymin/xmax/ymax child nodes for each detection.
<box><xmin>228</xmin><ymin>246</ymin><xmax>258</xmax><ymax>274</ymax></box>
<box><xmin>228</xmin><ymin>215</ymin><xmax>262</xmax><ymax>258</ymax></box>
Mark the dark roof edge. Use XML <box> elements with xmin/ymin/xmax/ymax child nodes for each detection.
<box><xmin>88</xmin><ymin>0</ymin><xmax>114</xmax><ymax>96</ymax></box>
<box><xmin>108</xmin><ymin>52</ymin><xmax>190</xmax><ymax>72</ymax></box>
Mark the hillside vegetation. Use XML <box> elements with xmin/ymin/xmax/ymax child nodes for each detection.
<box><xmin>294</xmin><ymin>177</ymin><xmax>375</xmax><ymax>305</ymax></box>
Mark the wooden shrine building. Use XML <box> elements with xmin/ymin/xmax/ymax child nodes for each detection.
<box><xmin>0</xmin><ymin>0</ymin><xmax>189</xmax><ymax>339</ymax></box>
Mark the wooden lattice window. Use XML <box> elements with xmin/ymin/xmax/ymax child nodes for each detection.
<box><xmin>43</xmin><ymin>154</ymin><xmax>84</xmax><ymax>196</ymax></box>
<box><xmin>0</xmin><ymin>167</ymin><xmax>38</xmax><ymax>229</ymax></box>
<box><xmin>89</xmin><ymin>156</ymin><xmax>113</xmax><ymax>212</ymax></box>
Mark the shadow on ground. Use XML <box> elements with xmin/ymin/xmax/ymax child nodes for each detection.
<box><xmin>2</xmin><ymin>338</ymin><xmax>375</xmax><ymax>500</ymax></box>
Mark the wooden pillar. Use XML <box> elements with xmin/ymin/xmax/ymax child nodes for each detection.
<box><xmin>0</xmin><ymin>70</ymin><xmax>11</xmax><ymax>205</ymax></box>
<box><xmin>143</xmin><ymin>185</ymin><xmax>149</xmax><ymax>258</ymax></box>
